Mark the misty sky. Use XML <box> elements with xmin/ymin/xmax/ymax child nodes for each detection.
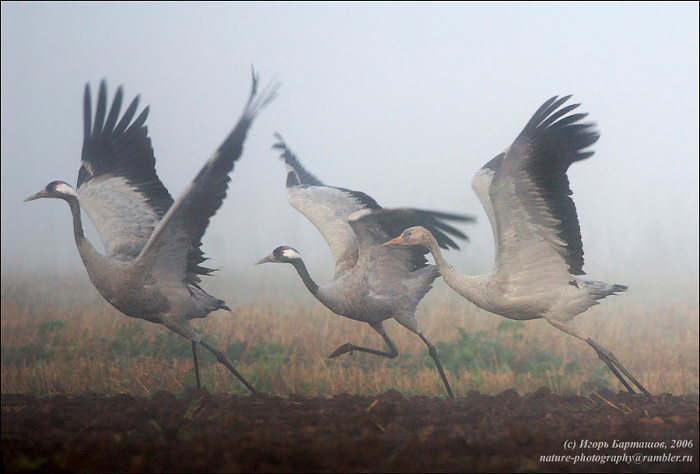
<box><xmin>1</xmin><ymin>2</ymin><xmax>698</xmax><ymax>295</ymax></box>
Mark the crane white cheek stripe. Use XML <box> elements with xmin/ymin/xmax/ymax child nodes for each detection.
<box><xmin>55</xmin><ymin>182</ymin><xmax>78</xmax><ymax>196</ymax></box>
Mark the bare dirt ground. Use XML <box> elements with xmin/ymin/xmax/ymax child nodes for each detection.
<box><xmin>2</xmin><ymin>388</ymin><xmax>698</xmax><ymax>473</ymax></box>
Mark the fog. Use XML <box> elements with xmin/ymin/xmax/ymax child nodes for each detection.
<box><xmin>2</xmin><ymin>2</ymin><xmax>698</xmax><ymax>297</ymax></box>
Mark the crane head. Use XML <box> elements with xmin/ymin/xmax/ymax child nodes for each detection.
<box><xmin>255</xmin><ymin>245</ymin><xmax>302</xmax><ymax>265</ymax></box>
<box><xmin>24</xmin><ymin>180</ymin><xmax>77</xmax><ymax>202</ymax></box>
<box><xmin>381</xmin><ymin>226</ymin><xmax>435</xmax><ymax>248</ymax></box>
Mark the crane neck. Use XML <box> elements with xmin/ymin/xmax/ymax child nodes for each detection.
<box><xmin>424</xmin><ymin>236</ymin><xmax>486</xmax><ymax>305</ymax></box>
<box><xmin>424</xmin><ymin>237</ymin><xmax>456</xmax><ymax>278</ymax></box>
<box><xmin>290</xmin><ymin>258</ymin><xmax>319</xmax><ymax>295</ymax></box>
<box><xmin>65</xmin><ymin>195</ymin><xmax>102</xmax><ymax>264</ymax></box>
<box><xmin>65</xmin><ymin>195</ymin><xmax>85</xmax><ymax>241</ymax></box>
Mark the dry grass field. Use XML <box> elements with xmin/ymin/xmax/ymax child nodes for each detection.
<box><xmin>1</xmin><ymin>271</ymin><xmax>698</xmax><ymax>398</ymax></box>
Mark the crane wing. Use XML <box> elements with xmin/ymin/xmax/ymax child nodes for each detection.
<box><xmin>350</xmin><ymin>208</ymin><xmax>473</xmax><ymax>251</ymax></box>
<box><xmin>136</xmin><ymin>72</ymin><xmax>279</xmax><ymax>286</ymax></box>
<box><xmin>77</xmin><ymin>81</ymin><xmax>174</xmax><ymax>260</ymax></box>
<box><xmin>273</xmin><ymin>136</ymin><xmax>474</xmax><ymax>278</ymax></box>
<box><xmin>272</xmin><ymin>135</ymin><xmax>381</xmax><ymax>278</ymax></box>
<box><xmin>478</xmin><ymin>95</ymin><xmax>599</xmax><ymax>295</ymax></box>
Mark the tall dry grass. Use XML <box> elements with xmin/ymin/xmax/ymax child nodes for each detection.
<box><xmin>1</xmin><ymin>271</ymin><xmax>698</xmax><ymax>397</ymax></box>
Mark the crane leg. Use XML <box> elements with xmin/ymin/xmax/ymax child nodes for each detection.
<box><xmin>586</xmin><ymin>338</ymin><xmax>655</xmax><ymax>403</ymax></box>
<box><xmin>545</xmin><ymin>317</ymin><xmax>654</xmax><ymax>402</ymax></box>
<box><xmin>589</xmin><ymin>346</ymin><xmax>635</xmax><ymax>394</ymax></box>
<box><xmin>416</xmin><ymin>332</ymin><xmax>455</xmax><ymax>400</ymax></box>
<box><xmin>191</xmin><ymin>341</ymin><xmax>202</xmax><ymax>389</ymax></box>
<box><xmin>198</xmin><ymin>340</ymin><xmax>259</xmax><ymax>394</ymax></box>
<box><xmin>328</xmin><ymin>321</ymin><xmax>399</xmax><ymax>359</ymax></box>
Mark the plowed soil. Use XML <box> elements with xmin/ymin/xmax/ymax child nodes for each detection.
<box><xmin>2</xmin><ymin>389</ymin><xmax>698</xmax><ymax>473</ymax></box>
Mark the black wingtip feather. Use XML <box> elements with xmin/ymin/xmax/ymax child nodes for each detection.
<box><xmin>272</xmin><ymin>133</ymin><xmax>324</xmax><ymax>186</ymax></box>
<box><xmin>94</xmin><ymin>81</ymin><xmax>108</xmax><ymax>136</ymax></box>
<box><xmin>537</xmin><ymin>103</ymin><xmax>580</xmax><ymax>130</ymax></box>
<box><xmin>178</xmin><ymin>72</ymin><xmax>278</xmax><ymax>285</ymax></box>
<box><xmin>360</xmin><ymin>208</ymin><xmax>474</xmax><ymax>251</ymax></box>
<box><xmin>215</xmin><ymin>73</ymin><xmax>279</xmax><ymax>157</ymax></box>
<box><xmin>79</xmin><ymin>80</ymin><xmax>172</xmax><ymax>210</ymax></box>
<box><xmin>514</xmin><ymin>94</ymin><xmax>601</xmax><ymax>275</ymax></box>
<box><xmin>113</xmin><ymin>95</ymin><xmax>140</xmax><ymax>137</ymax></box>
<box><xmin>83</xmin><ymin>83</ymin><xmax>92</xmax><ymax>143</ymax></box>
<box><xmin>131</xmin><ymin>106</ymin><xmax>149</xmax><ymax>131</ymax></box>
<box><xmin>103</xmin><ymin>86</ymin><xmax>123</xmax><ymax>134</ymax></box>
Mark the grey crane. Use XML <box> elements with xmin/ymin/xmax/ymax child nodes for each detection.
<box><xmin>382</xmin><ymin>95</ymin><xmax>654</xmax><ymax>401</ymax></box>
<box><xmin>255</xmin><ymin>135</ymin><xmax>474</xmax><ymax>398</ymax></box>
<box><xmin>25</xmin><ymin>72</ymin><xmax>278</xmax><ymax>393</ymax></box>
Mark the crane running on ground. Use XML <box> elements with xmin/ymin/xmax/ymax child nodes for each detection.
<box><xmin>255</xmin><ymin>134</ymin><xmax>474</xmax><ymax>398</ymax></box>
<box><xmin>382</xmin><ymin>95</ymin><xmax>654</xmax><ymax>402</ymax></box>
<box><xmin>25</xmin><ymin>71</ymin><xmax>278</xmax><ymax>393</ymax></box>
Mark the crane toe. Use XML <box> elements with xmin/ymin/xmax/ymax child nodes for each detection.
<box><xmin>328</xmin><ymin>343</ymin><xmax>354</xmax><ymax>358</ymax></box>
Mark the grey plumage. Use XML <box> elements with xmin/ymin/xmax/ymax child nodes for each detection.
<box><xmin>257</xmin><ymin>136</ymin><xmax>475</xmax><ymax>398</ymax></box>
<box><xmin>25</xmin><ymin>72</ymin><xmax>279</xmax><ymax>392</ymax></box>
<box><xmin>383</xmin><ymin>96</ymin><xmax>654</xmax><ymax>402</ymax></box>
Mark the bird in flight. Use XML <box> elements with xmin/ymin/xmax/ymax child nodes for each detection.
<box><xmin>256</xmin><ymin>134</ymin><xmax>474</xmax><ymax>398</ymax></box>
<box><xmin>382</xmin><ymin>95</ymin><xmax>654</xmax><ymax>402</ymax></box>
<box><xmin>25</xmin><ymin>71</ymin><xmax>279</xmax><ymax>392</ymax></box>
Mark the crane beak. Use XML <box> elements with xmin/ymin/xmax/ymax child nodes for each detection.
<box><xmin>254</xmin><ymin>255</ymin><xmax>275</xmax><ymax>265</ymax></box>
<box><xmin>24</xmin><ymin>189</ymin><xmax>49</xmax><ymax>202</ymax></box>
<box><xmin>381</xmin><ymin>235</ymin><xmax>406</xmax><ymax>247</ymax></box>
